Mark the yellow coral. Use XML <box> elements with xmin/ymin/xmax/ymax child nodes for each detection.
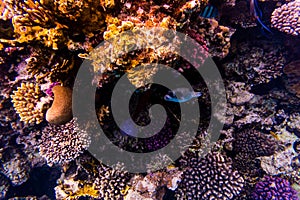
<box><xmin>55</xmin><ymin>178</ymin><xmax>100</xmax><ymax>199</ymax></box>
<box><xmin>10</xmin><ymin>82</ymin><xmax>45</xmax><ymax>124</ymax></box>
<box><xmin>97</xmin><ymin>105</ymin><xmax>110</xmax><ymax>125</ymax></box>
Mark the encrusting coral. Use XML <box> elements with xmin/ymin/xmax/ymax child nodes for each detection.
<box><xmin>10</xmin><ymin>82</ymin><xmax>46</xmax><ymax>124</ymax></box>
<box><xmin>39</xmin><ymin>118</ymin><xmax>90</xmax><ymax>165</ymax></box>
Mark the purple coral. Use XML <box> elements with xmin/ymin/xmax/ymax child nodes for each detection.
<box><xmin>176</xmin><ymin>152</ymin><xmax>244</xmax><ymax>200</ymax></box>
<box><xmin>253</xmin><ymin>176</ymin><xmax>298</xmax><ymax>200</ymax></box>
<box><xmin>45</xmin><ymin>82</ymin><xmax>61</xmax><ymax>97</ymax></box>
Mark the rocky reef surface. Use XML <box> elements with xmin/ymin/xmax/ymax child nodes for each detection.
<box><xmin>0</xmin><ymin>0</ymin><xmax>299</xmax><ymax>199</ymax></box>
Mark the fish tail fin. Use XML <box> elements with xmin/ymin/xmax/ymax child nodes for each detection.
<box><xmin>256</xmin><ymin>16</ymin><xmax>273</xmax><ymax>34</ymax></box>
<box><xmin>194</xmin><ymin>92</ymin><xmax>202</xmax><ymax>97</ymax></box>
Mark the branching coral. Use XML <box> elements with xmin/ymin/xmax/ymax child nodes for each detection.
<box><xmin>0</xmin><ymin>0</ymin><xmax>107</xmax><ymax>50</ymax></box>
<box><xmin>176</xmin><ymin>152</ymin><xmax>245</xmax><ymax>200</ymax></box>
<box><xmin>39</xmin><ymin>118</ymin><xmax>90</xmax><ymax>165</ymax></box>
<box><xmin>24</xmin><ymin>48</ymin><xmax>75</xmax><ymax>83</ymax></box>
<box><xmin>271</xmin><ymin>0</ymin><xmax>300</xmax><ymax>36</ymax></box>
<box><xmin>10</xmin><ymin>82</ymin><xmax>46</xmax><ymax>124</ymax></box>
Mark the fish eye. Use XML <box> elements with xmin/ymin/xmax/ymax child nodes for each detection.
<box><xmin>164</xmin><ymin>94</ymin><xmax>172</xmax><ymax>100</ymax></box>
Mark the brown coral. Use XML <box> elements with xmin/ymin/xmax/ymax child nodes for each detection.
<box><xmin>271</xmin><ymin>0</ymin><xmax>300</xmax><ymax>36</ymax></box>
<box><xmin>283</xmin><ymin>59</ymin><xmax>300</xmax><ymax>98</ymax></box>
<box><xmin>10</xmin><ymin>82</ymin><xmax>45</xmax><ymax>124</ymax></box>
<box><xmin>0</xmin><ymin>0</ymin><xmax>107</xmax><ymax>50</ymax></box>
<box><xmin>46</xmin><ymin>85</ymin><xmax>73</xmax><ymax>125</ymax></box>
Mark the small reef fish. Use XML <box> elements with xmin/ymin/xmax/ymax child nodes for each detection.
<box><xmin>120</xmin><ymin>119</ymin><xmax>138</xmax><ymax>137</ymax></box>
<box><xmin>270</xmin><ymin>131</ymin><xmax>280</xmax><ymax>140</ymax></box>
<box><xmin>250</xmin><ymin>0</ymin><xmax>273</xmax><ymax>35</ymax></box>
<box><xmin>164</xmin><ymin>88</ymin><xmax>202</xmax><ymax>103</ymax></box>
<box><xmin>199</xmin><ymin>5</ymin><xmax>219</xmax><ymax>18</ymax></box>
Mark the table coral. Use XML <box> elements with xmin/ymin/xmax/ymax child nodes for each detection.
<box><xmin>176</xmin><ymin>152</ymin><xmax>244</xmax><ymax>200</ymax></box>
<box><xmin>271</xmin><ymin>0</ymin><xmax>300</xmax><ymax>36</ymax></box>
<box><xmin>39</xmin><ymin>118</ymin><xmax>90</xmax><ymax>165</ymax></box>
<box><xmin>10</xmin><ymin>82</ymin><xmax>46</xmax><ymax>125</ymax></box>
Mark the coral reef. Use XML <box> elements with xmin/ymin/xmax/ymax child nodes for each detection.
<box><xmin>186</xmin><ymin>18</ymin><xmax>235</xmax><ymax>58</ymax></box>
<box><xmin>0</xmin><ymin>173</ymin><xmax>10</xmax><ymax>199</ymax></box>
<box><xmin>39</xmin><ymin>118</ymin><xmax>90</xmax><ymax>165</ymax></box>
<box><xmin>0</xmin><ymin>146</ymin><xmax>31</xmax><ymax>186</ymax></box>
<box><xmin>223</xmin><ymin>40</ymin><xmax>286</xmax><ymax>85</ymax></box>
<box><xmin>271</xmin><ymin>0</ymin><xmax>300</xmax><ymax>36</ymax></box>
<box><xmin>125</xmin><ymin>166</ymin><xmax>182</xmax><ymax>199</ymax></box>
<box><xmin>233</xmin><ymin>129</ymin><xmax>278</xmax><ymax>158</ymax></box>
<box><xmin>0</xmin><ymin>0</ymin><xmax>299</xmax><ymax>199</ymax></box>
<box><xmin>253</xmin><ymin>176</ymin><xmax>298</xmax><ymax>200</ymax></box>
<box><xmin>259</xmin><ymin>112</ymin><xmax>300</xmax><ymax>176</ymax></box>
<box><xmin>55</xmin><ymin>152</ymin><xmax>132</xmax><ymax>199</ymax></box>
<box><xmin>0</xmin><ymin>0</ymin><xmax>107</xmax><ymax>50</ymax></box>
<box><xmin>283</xmin><ymin>59</ymin><xmax>300</xmax><ymax>98</ymax></box>
<box><xmin>232</xmin><ymin>128</ymin><xmax>278</xmax><ymax>179</ymax></box>
<box><xmin>10</xmin><ymin>82</ymin><xmax>46</xmax><ymax>125</ymax></box>
<box><xmin>45</xmin><ymin>85</ymin><xmax>73</xmax><ymax>125</ymax></box>
<box><xmin>176</xmin><ymin>152</ymin><xmax>244</xmax><ymax>200</ymax></box>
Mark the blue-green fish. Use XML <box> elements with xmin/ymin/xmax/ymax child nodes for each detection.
<box><xmin>199</xmin><ymin>5</ymin><xmax>218</xmax><ymax>18</ymax></box>
<box><xmin>164</xmin><ymin>88</ymin><xmax>202</xmax><ymax>103</ymax></box>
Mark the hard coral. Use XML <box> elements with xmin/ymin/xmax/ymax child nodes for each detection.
<box><xmin>176</xmin><ymin>152</ymin><xmax>244</xmax><ymax>200</ymax></box>
<box><xmin>39</xmin><ymin>118</ymin><xmax>90</xmax><ymax>165</ymax></box>
<box><xmin>0</xmin><ymin>0</ymin><xmax>107</xmax><ymax>50</ymax></box>
<box><xmin>45</xmin><ymin>85</ymin><xmax>73</xmax><ymax>125</ymax></box>
<box><xmin>253</xmin><ymin>176</ymin><xmax>298</xmax><ymax>200</ymax></box>
<box><xmin>223</xmin><ymin>40</ymin><xmax>286</xmax><ymax>85</ymax></box>
<box><xmin>283</xmin><ymin>59</ymin><xmax>300</xmax><ymax>98</ymax></box>
<box><xmin>233</xmin><ymin>129</ymin><xmax>278</xmax><ymax>158</ymax></box>
<box><xmin>55</xmin><ymin>152</ymin><xmax>132</xmax><ymax>200</ymax></box>
<box><xmin>10</xmin><ymin>82</ymin><xmax>45</xmax><ymax>125</ymax></box>
<box><xmin>126</xmin><ymin>166</ymin><xmax>182</xmax><ymax>199</ymax></box>
<box><xmin>185</xmin><ymin>18</ymin><xmax>234</xmax><ymax>58</ymax></box>
<box><xmin>271</xmin><ymin>0</ymin><xmax>300</xmax><ymax>36</ymax></box>
<box><xmin>0</xmin><ymin>146</ymin><xmax>31</xmax><ymax>186</ymax></box>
